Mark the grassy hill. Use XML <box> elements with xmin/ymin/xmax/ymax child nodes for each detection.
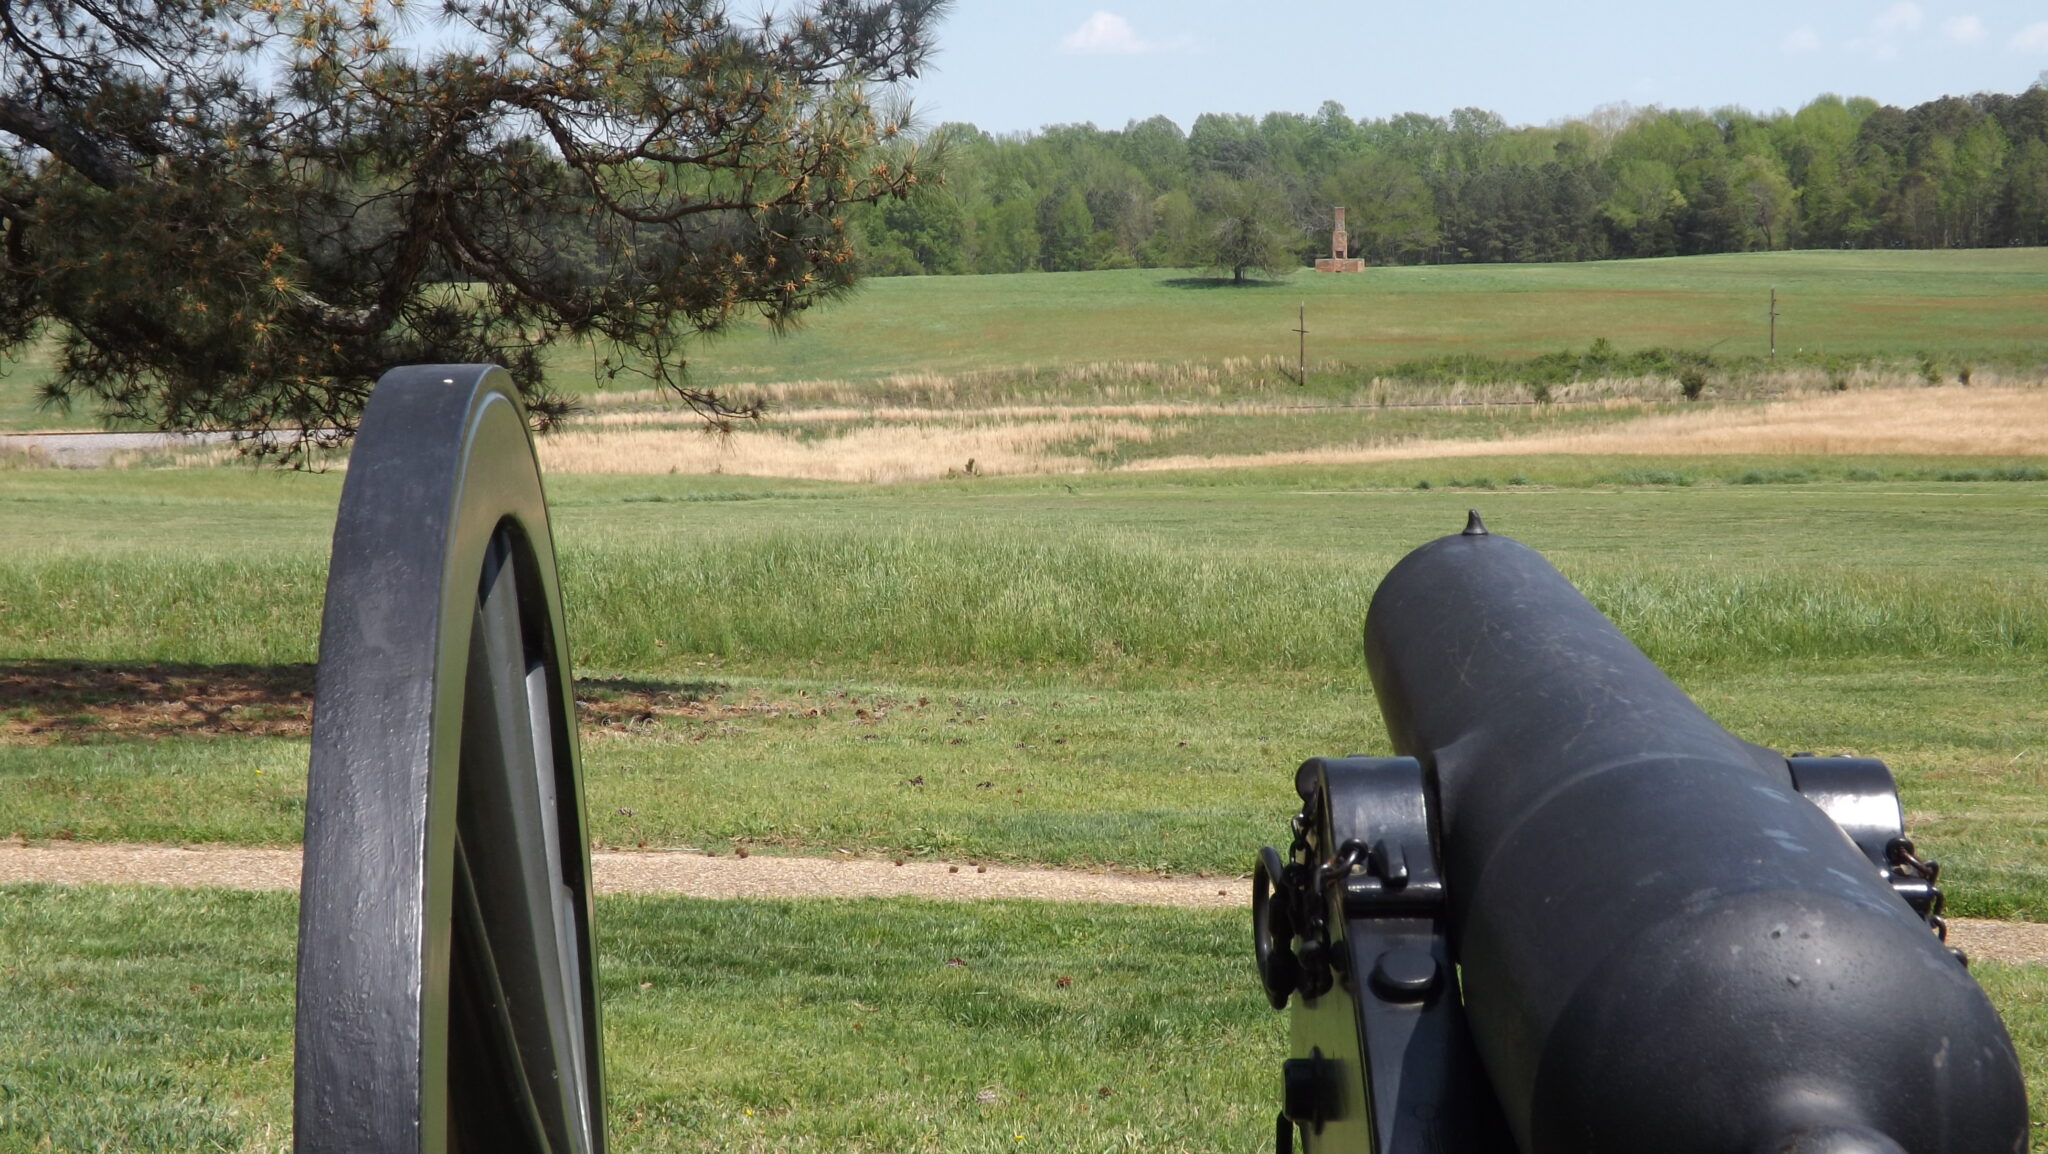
<box><xmin>4</xmin><ymin>250</ymin><xmax>2045</xmax><ymax>431</ymax></box>
<box><xmin>668</xmin><ymin>249</ymin><xmax>2048</xmax><ymax>390</ymax></box>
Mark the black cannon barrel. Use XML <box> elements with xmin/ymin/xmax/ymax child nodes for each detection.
<box><xmin>1362</xmin><ymin>520</ymin><xmax>2025</xmax><ymax>1154</ymax></box>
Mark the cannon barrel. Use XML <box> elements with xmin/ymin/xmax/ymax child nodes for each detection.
<box><xmin>1357</xmin><ymin>518</ymin><xmax>2025</xmax><ymax>1154</ymax></box>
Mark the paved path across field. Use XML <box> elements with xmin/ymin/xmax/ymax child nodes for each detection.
<box><xmin>2</xmin><ymin>841</ymin><xmax>2041</xmax><ymax>965</ymax></box>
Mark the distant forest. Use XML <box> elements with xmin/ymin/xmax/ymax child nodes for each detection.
<box><xmin>852</xmin><ymin>85</ymin><xmax>2048</xmax><ymax>274</ymax></box>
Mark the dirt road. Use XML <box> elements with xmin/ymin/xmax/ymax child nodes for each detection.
<box><xmin>3</xmin><ymin>841</ymin><xmax>2040</xmax><ymax>964</ymax></box>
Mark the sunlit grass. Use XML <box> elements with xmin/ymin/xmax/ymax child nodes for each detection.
<box><xmin>9</xmin><ymin>250</ymin><xmax>2048</xmax><ymax>433</ymax></box>
<box><xmin>4</xmin><ymin>515</ymin><xmax>2042</xmax><ymax>671</ymax></box>
<box><xmin>7</xmin><ymin>657</ymin><xmax>2041</xmax><ymax>917</ymax></box>
<box><xmin>0</xmin><ymin>886</ymin><xmax>1281</xmax><ymax>1153</ymax></box>
<box><xmin>1</xmin><ymin>470</ymin><xmax>2043</xmax><ymax>913</ymax></box>
<box><xmin>536</xmin><ymin>395</ymin><xmax>1668</xmax><ymax>479</ymax></box>
<box><xmin>2</xmin><ymin>885</ymin><xmax>2041</xmax><ymax>1152</ymax></box>
<box><xmin>659</xmin><ymin>252</ymin><xmax>2048</xmax><ymax>390</ymax></box>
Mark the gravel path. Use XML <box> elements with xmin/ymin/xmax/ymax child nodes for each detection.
<box><xmin>0</xmin><ymin>429</ymin><xmax>297</xmax><ymax>465</ymax></box>
<box><xmin>3</xmin><ymin>842</ymin><xmax>2040</xmax><ymax>965</ymax></box>
<box><xmin>0</xmin><ymin>842</ymin><xmax>1239</xmax><ymax>907</ymax></box>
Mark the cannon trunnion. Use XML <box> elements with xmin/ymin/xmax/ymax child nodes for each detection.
<box><xmin>1256</xmin><ymin>514</ymin><xmax>2027</xmax><ymax>1154</ymax></box>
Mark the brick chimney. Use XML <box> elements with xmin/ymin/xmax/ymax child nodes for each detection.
<box><xmin>1314</xmin><ymin>207</ymin><xmax>1366</xmax><ymax>272</ymax></box>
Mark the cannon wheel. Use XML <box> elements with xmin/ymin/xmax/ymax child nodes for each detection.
<box><xmin>294</xmin><ymin>365</ymin><xmax>604</xmax><ymax>1154</ymax></box>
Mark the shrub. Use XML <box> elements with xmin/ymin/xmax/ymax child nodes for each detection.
<box><xmin>1606</xmin><ymin>469</ymin><xmax>1694</xmax><ymax>487</ymax></box>
<box><xmin>1938</xmin><ymin>467</ymin><xmax>2048</xmax><ymax>483</ymax></box>
<box><xmin>1734</xmin><ymin>468</ymin><xmax>1813</xmax><ymax>485</ymax></box>
<box><xmin>1678</xmin><ymin>367</ymin><xmax>1708</xmax><ymax>401</ymax></box>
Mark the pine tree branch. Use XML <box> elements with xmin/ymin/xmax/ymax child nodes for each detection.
<box><xmin>0</xmin><ymin>95</ymin><xmax>135</xmax><ymax>191</ymax></box>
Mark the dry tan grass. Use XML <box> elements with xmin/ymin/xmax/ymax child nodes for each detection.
<box><xmin>106</xmin><ymin>445</ymin><xmax>243</xmax><ymax>469</ymax></box>
<box><xmin>1556</xmin><ymin>383</ymin><xmax>2048</xmax><ymax>454</ymax></box>
<box><xmin>575</xmin><ymin>360</ymin><xmax>2013</xmax><ymax>413</ymax></box>
<box><xmin>535</xmin><ymin>416</ymin><xmax>1169</xmax><ymax>482</ymax></box>
<box><xmin>579</xmin><ymin>361</ymin><xmax>1689</xmax><ymax>417</ymax></box>
<box><xmin>1122</xmin><ymin>385</ymin><xmax>2048</xmax><ymax>473</ymax></box>
<box><xmin>0</xmin><ymin>444</ymin><xmax>52</xmax><ymax>469</ymax></box>
<box><xmin>577</xmin><ymin>376</ymin><xmax>1702</xmax><ymax>435</ymax></box>
<box><xmin>537</xmin><ymin>384</ymin><xmax>2047</xmax><ymax>480</ymax></box>
<box><xmin>580</xmin><ymin>400</ymin><xmax>1300</xmax><ymax>429</ymax></box>
<box><xmin>580</xmin><ymin>359</ymin><xmax>1282</xmax><ymax>414</ymax></box>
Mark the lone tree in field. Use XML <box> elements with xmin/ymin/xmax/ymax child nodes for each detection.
<box><xmin>1197</xmin><ymin>174</ymin><xmax>1296</xmax><ymax>284</ymax></box>
<box><xmin>0</xmin><ymin>0</ymin><xmax>947</xmax><ymax>458</ymax></box>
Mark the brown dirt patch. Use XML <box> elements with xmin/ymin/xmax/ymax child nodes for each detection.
<box><xmin>0</xmin><ymin>663</ymin><xmax>830</xmax><ymax>744</ymax></box>
<box><xmin>0</xmin><ymin>841</ymin><xmax>2038</xmax><ymax>965</ymax></box>
<box><xmin>573</xmin><ymin>676</ymin><xmax>769</xmax><ymax>729</ymax></box>
<box><xmin>0</xmin><ymin>661</ymin><xmax>317</xmax><ymax>742</ymax></box>
<box><xmin>576</xmin><ymin>683</ymin><xmax>936</xmax><ymax>739</ymax></box>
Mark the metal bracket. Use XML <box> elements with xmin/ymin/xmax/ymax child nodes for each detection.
<box><xmin>1787</xmin><ymin>755</ymin><xmax>1948</xmax><ymax>937</ymax></box>
<box><xmin>1260</xmin><ymin>757</ymin><xmax>1509</xmax><ymax>1153</ymax></box>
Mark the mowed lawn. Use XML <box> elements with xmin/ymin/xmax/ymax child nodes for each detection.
<box><xmin>657</xmin><ymin>249</ymin><xmax>2048</xmax><ymax>389</ymax></box>
<box><xmin>3</xmin><ymin>886</ymin><xmax>2043</xmax><ymax>1152</ymax></box>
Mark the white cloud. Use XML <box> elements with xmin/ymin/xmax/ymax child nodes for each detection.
<box><xmin>1943</xmin><ymin>15</ymin><xmax>1985</xmax><ymax>43</ymax></box>
<box><xmin>1847</xmin><ymin>2</ymin><xmax>1924</xmax><ymax>61</ymax></box>
<box><xmin>1873</xmin><ymin>2</ymin><xmax>1923</xmax><ymax>35</ymax></box>
<box><xmin>1781</xmin><ymin>26</ymin><xmax>1822</xmax><ymax>53</ymax></box>
<box><xmin>2013</xmin><ymin>21</ymin><xmax>2048</xmax><ymax>53</ymax></box>
<box><xmin>1060</xmin><ymin>12</ymin><xmax>1188</xmax><ymax>55</ymax></box>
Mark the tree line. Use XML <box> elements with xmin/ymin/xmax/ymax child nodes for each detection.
<box><xmin>854</xmin><ymin>84</ymin><xmax>2048</xmax><ymax>276</ymax></box>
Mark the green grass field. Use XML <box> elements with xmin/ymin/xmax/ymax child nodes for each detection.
<box><xmin>666</xmin><ymin>250</ymin><xmax>2048</xmax><ymax>388</ymax></box>
<box><xmin>4</xmin><ymin>465</ymin><xmax>2046</xmax><ymax>905</ymax></box>
<box><xmin>2</xmin><ymin>887</ymin><xmax>2044</xmax><ymax>1153</ymax></box>
<box><xmin>7</xmin><ymin>467</ymin><xmax>2047</xmax><ymax>1148</ymax></box>
<box><xmin>5</xmin><ymin>250</ymin><xmax>2047</xmax><ymax>431</ymax></box>
<box><xmin>0</xmin><ymin>886</ymin><xmax>1285</xmax><ymax>1153</ymax></box>
<box><xmin>4</xmin><ymin>249</ymin><xmax>2047</xmax><ymax>1149</ymax></box>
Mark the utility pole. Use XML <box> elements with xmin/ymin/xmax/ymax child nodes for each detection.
<box><xmin>1769</xmin><ymin>287</ymin><xmax>1779</xmax><ymax>360</ymax></box>
<box><xmin>1294</xmin><ymin>302</ymin><xmax>1309</xmax><ymax>387</ymax></box>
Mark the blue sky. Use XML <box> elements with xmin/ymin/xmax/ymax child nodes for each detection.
<box><xmin>896</xmin><ymin>2</ymin><xmax>2048</xmax><ymax>134</ymax></box>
